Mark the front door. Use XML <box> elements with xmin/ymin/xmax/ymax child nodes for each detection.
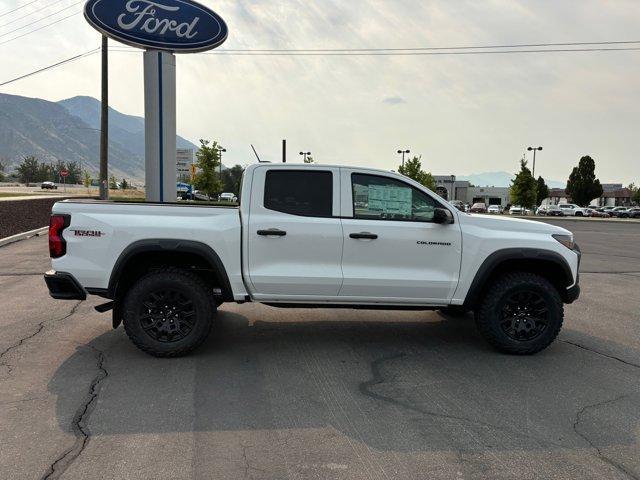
<box><xmin>247</xmin><ymin>167</ymin><xmax>343</xmax><ymax>299</ymax></box>
<box><xmin>339</xmin><ymin>170</ymin><xmax>462</xmax><ymax>304</ymax></box>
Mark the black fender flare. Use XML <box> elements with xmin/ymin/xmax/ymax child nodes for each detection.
<box><xmin>107</xmin><ymin>239</ymin><xmax>234</xmax><ymax>302</ymax></box>
<box><xmin>462</xmin><ymin>248</ymin><xmax>574</xmax><ymax>308</ymax></box>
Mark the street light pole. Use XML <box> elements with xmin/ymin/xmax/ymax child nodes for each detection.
<box><xmin>217</xmin><ymin>146</ymin><xmax>227</xmax><ymax>193</ymax></box>
<box><xmin>397</xmin><ymin>149</ymin><xmax>410</xmax><ymax>168</ymax></box>
<box><xmin>299</xmin><ymin>151</ymin><xmax>311</xmax><ymax>162</ymax></box>
<box><xmin>527</xmin><ymin>146</ymin><xmax>543</xmax><ymax>178</ymax></box>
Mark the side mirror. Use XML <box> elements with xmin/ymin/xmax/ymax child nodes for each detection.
<box><xmin>433</xmin><ymin>208</ymin><xmax>453</xmax><ymax>224</ymax></box>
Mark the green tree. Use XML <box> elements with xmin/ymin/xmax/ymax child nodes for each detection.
<box><xmin>221</xmin><ymin>165</ymin><xmax>245</xmax><ymax>195</ymax></box>
<box><xmin>83</xmin><ymin>171</ymin><xmax>92</xmax><ymax>191</ymax></box>
<box><xmin>37</xmin><ymin>162</ymin><xmax>52</xmax><ymax>183</ymax></box>
<box><xmin>16</xmin><ymin>156</ymin><xmax>40</xmax><ymax>183</ymax></box>
<box><xmin>67</xmin><ymin>161</ymin><xmax>82</xmax><ymax>184</ymax></box>
<box><xmin>565</xmin><ymin>156</ymin><xmax>603</xmax><ymax>207</ymax></box>
<box><xmin>510</xmin><ymin>159</ymin><xmax>537</xmax><ymax>210</ymax></box>
<box><xmin>121</xmin><ymin>178</ymin><xmax>129</xmax><ymax>190</ymax></box>
<box><xmin>109</xmin><ymin>175</ymin><xmax>118</xmax><ymax>189</ymax></box>
<box><xmin>398</xmin><ymin>156</ymin><xmax>436</xmax><ymax>191</ymax></box>
<box><xmin>629</xmin><ymin>183</ymin><xmax>640</xmax><ymax>205</ymax></box>
<box><xmin>0</xmin><ymin>159</ymin><xmax>6</xmax><ymax>182</ymax></box>
<box><xmin>194</xmin><ymin>139</ymin><xmax>223</xmax><ymax>197</ymax></box>
<box><xmin>536</xmin><ymin>176</ymin><xmax>549</xmax><ymax>206</ymax></box>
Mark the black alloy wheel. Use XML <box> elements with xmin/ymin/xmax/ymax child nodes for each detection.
<box><xmin>499</xmin><ymin>290</ymin><xmax>548</xmax><ymax>341</ymax></box>
<box><xmin>138</xmin><ymin>289</ymin><xmax>196</xmax><ymax>343</ymax></box>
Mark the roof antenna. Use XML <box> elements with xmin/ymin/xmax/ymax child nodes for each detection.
<box><xmin>251</xmin><ymin>144</ymin><xmax>269</xmax><ymax>163</ymax></box>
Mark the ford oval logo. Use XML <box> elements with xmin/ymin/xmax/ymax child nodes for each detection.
<box><xmin>84</xmin><ymin>0</ymin><xmax>228</xmax><ymax>53</ymax></box>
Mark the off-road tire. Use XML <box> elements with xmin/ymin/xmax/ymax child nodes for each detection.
<box><xmin>475</xmin><ymin>272</ymin><xmax>563</xmax><ymax>355</ymax></box>
<box><xmin>123</xmin><ymin>267</ymin><xmax>216</xmax><ymax>357</ymax></box>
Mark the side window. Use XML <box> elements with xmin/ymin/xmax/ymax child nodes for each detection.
<box><xmin>264</xmin><ymin>170</ymin><xmax>333</xmax><ymax>218</ymax></box>
<box><xmin>352</xmin><ymin>174</ymin><xmax>438</xmax><ymax>222</ymax></box>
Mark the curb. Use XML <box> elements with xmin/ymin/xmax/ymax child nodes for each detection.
<box><xmin>0</xmin><ymin>227</ymin><xmax>48</xmax><ymax>248</ymax></box>
<box><xmin>511</xmin><ymin>216</ymin><xmax>640</xmax><ymax>225</ymax></box>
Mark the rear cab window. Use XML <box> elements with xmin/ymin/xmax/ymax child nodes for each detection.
<box><xmin>264</xmin><ymin>170</ymin><xmax>334</xmax><ymax>218</ymax></box>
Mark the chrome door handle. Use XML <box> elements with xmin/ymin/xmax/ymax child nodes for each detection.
<box><xmin>349</xmin><ymin>232</ymin><xmax>378</xmax><ymax>240</ymax></box>
<box><xmin>257</xmin><ymin>229</ymin><xmax>287</xmax><ymax>237</ymax></box>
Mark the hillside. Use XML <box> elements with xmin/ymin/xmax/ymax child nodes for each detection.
<box><xmin>0</xmin><ymin>93</ymin><xmax>198</xmax><ymax>181</ymax></box>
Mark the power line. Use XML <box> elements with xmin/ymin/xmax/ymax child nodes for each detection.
<box><xmin>0</xmin><ymin>1</ymin><xmax>82</xmax><ymax>38</ymax></box>
<box><xmin>0</xmin><ymin>47</ymin><xmax>98</xmax><ymax>87</ymax></box>
<box><xmin>210</xmin><ymin>40</ymin><xmax>640</xmax><ymax>52</ymax></box>
<box><xmin>107</xmin><ymin>39</ymin><xmax>640</xmax><ymax>55</ymax></box>
<box><xmin>0</xmin><ymin>0</ymin><xmax>41</xmax><ymax>19</ymax></box>
<box><xmin>0</xmin><ymin>10</ymin><xmax>80</xmax><ymax>46</ymax></box>
<box><xmin>0</xmin><ymin>0</ymin><xmax>68</xmax><ymax>29</ymax></box>
<box><xmin>108</xmin><ymin>46</ymin><xmax>640</xmax><ymax>56</ymax></box>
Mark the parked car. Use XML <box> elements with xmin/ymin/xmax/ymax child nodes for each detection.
<box><xmin>45</xmin><ymin>163</ymin><xmax>580</xmax><ymax>357</ymax></box>
<box><xmin>628</xmin><ymin>207</ymin><xmax>640</xmax><ymax>218</ymax></box>
<box><xmin>612</xmin><ymin>207</ymin><xmax>632</xmax><ymax>218</ymax></box>
<box><xmin>219</xmin><ymin>192</ymin><xmax>238</xmax><ymax>203</ymax></box>
<box><xmin>542</xmin><ymin>205</ymin><xmax>564</xmax><ymax>217</ymax></box>
<box><xmin>600</xmin><ymin>206</ymin><xmax>616</xmax><ymax>215</ymax></box>
<box><xmin>41</xmin><ymin>181</ymin><xmax>58</xmax><ymax>190</ymax></box>
<box><xmin>509</xmin><ymin>205</ymin><xmax>524</xmax><ymax>215</ymax></box>
<box><xmin>469</xmin><ymin>202</ymin><xmax>487</xmax><ymax>213</ymax></box>
<box><xmin>584</xmin><ymin>208</ymin><xmax>608</xmax><ymax>218</ymax></box>
<box><xmin>558</xmin><ymin>204</ymin><xmax>589</xmax><ymax>217</ymax></box>
<box><xmin>450</xmin><ymin>200</ymin><xmax>465</xmax><ymax>212</ymax></box>
<box><xmin>487</xmin><ymin>205</ymin><xmax>501</xmax><ymax>214</ymax></box>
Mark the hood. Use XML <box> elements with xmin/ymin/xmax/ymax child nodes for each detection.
<box><xmin>459</xmin><ymin>212</ymin><xmax>571</xmax><ymax>235</ymax></box>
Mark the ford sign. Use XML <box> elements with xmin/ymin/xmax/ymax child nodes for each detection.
<box><xmin>84</xmin><ymin>0</ymin><xmax>228</xmax><ymax>53</ymax></box>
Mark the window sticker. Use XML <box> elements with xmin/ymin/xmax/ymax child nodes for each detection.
<box><xmin>367</xmin><ymin>185</ymin><xmax>412</xmax><ymax>216</ymax></box>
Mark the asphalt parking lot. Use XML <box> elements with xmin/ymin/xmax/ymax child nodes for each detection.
<box><xmin>1</xmin><ymin>220</ymin><xmax>639</xmax><ymax>480</ymax></box>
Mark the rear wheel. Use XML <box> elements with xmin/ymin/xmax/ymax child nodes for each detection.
<box><xmin>475</xmin><ymin>272</ymin><xmax>563</xmax><ymax>355</ymax></box>
<box><xmin>123</xmin><ymin>267</ymin><xmax>216</xmax><ymax>357</ymax></box>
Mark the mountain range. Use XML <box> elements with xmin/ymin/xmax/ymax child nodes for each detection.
<box><xmin>0</xmin><ymin>93</ymin><xmax>198</xmax><ymax>180</ymax></box>
<box><xmin>0</xmin><ymin>92</ymin><xmax>567</xmax><ymax>188</ymax></box>
<box><xmin>458</xmin><ymin>171</ymin><xmax>565</xmax><ymax>189</ymax></box>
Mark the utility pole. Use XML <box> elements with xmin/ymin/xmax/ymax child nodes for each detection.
<box><xmin>282</xmin><ymin>139</ymin><xmax>287</xmax><ymax>163</ymax></box>
<box><xmin>527</xmin><ymin>146</ymin><xmax>543</xmax><ymax>178</ymax></box>
<box><xmin>99</xmin><ymin>35</ymin><xmax>109</xmax><ymax>200</ymax></box>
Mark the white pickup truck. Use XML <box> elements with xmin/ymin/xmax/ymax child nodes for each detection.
<box><xmin>45</xmin><ymin>164</ymin><xmax>581</xmax><ymax>357</ymax></box>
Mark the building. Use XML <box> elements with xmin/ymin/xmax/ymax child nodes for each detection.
<box><xmin>542</xmin><ymin>185</ymin><xmax>633</xmax><ymax>207</ymax></box>
<box><xmin>433</xmin><ymin>175</ymin><xmax>469</xmax><ymax>202</ymax></box>
<box><xmin>177</xmin><ymin>149</ymin><xmax>194</xmax><ymax>182</ymax></box>
<box><xmin>467</xmin><ymin>186</ymin><xmax>511</xmax><ymax>207</ymax></box>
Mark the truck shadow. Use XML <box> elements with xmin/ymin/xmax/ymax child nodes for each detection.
<box><xmin>48</xmin><ymin>307</ymin><xmax>640</xmax><ymax>455</ymax></box>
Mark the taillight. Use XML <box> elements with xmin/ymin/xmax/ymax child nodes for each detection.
<box><xmin>49</xmin><ymin>214</ymin><xmax>70</xmax><ymax>258</ymax></box>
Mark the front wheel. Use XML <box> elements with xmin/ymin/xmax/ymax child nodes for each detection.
<box><xmin>475</xmin><ymin>272</ymin><xmax>563</xmax><ymax>355</ymax></box>
<box><xmin>123</xmin><ymin>267</ymin><xmax>216</xmax><ymax>357</ymax></box>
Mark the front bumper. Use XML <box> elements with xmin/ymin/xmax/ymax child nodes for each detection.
<box><xmin>44</xmin><ymin>270</ymin><xmax>87</xmax><ymax>301</ymax></box>
<box><xmin>563</xmin><ymin>243</ymin><xmax>581</xmax><ymax>304</ymax></box>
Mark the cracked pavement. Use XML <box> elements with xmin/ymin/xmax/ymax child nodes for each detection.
<box><xmin>0</xmin><ymin>220</ymin><xmax>639</xmax><ymax>479</ymax></box>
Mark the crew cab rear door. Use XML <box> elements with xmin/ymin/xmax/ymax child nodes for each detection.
<box><xmin>246</xmin><ymin>166</ymin><xmax>343</xmax><ymax>299</ymax></box>
<box><xmin>338</xmin><ymin>169</ymin><xmax>462</xmax><ymax>303</ymax></box>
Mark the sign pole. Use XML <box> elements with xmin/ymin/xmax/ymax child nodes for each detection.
<box><xmin>99</xmin><ymin>35</ymin><xmax>109</xmax><ymax>200</ymax></box>
<box><xmin>144</xmin><ymin>50</ymin><xmax>177</xmax><ymax>203</ymax></box>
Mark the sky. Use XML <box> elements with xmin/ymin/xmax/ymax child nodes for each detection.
<box><xmin>0</xmin><ymin>0</ymin><xmax>639</xmax><ymax>185</ymax></box>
